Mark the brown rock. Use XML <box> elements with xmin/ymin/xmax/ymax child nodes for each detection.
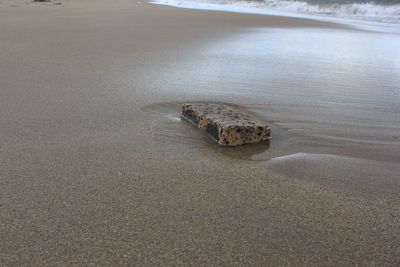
<box><xmin>182</xmin><ymin>103</ymin><xmax>271</xmax><ymax>146</ymax></box>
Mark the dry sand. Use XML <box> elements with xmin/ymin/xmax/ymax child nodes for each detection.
<box><xmin>1</xmin><ymin>0</ymin><xmax>399</xmax><ymax>265</ymax></box>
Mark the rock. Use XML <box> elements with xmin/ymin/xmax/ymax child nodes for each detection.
<box><xmin>182</xmin><ymin>103</ymin><xmax>271</xmax><ymax>146</ymax></box>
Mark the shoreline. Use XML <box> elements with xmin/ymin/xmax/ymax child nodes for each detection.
<box><xmin>1</xmin><ymin>0</ymin><xmax>399</xmax><ymax>265</ymax></box>
<box><xmin>150</xmin><ymin>0</ymin><xmax>400</xmax><ymax>33</ymax></box>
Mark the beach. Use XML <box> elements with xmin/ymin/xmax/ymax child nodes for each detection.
<box><xmin>1</xmin><ymin>0</ymin><xmax>399</xmax><ymax>265</ymax></box>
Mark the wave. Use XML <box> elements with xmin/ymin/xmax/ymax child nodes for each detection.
<box><xmin>256</xmin><ymin>0</ymin><xmax>400</xmax><ymax>22</ymax></box>
<box><xmin>154</xmin><ymin>0</ymin><xmax>400</xmax><ymax>24</ymax></box>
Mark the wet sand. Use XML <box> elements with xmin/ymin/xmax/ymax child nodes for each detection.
<box><xmin>1</xmin><ymin>0</ymin><xmax>399</xmax><ymax>265</ymax></box>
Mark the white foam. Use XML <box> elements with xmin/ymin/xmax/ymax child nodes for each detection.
<box><xmin>260</xmin><ymin>1</ymin><xmax>400</xmax><ymax>23</ymax></box>
<box><xmin>151</xmin><ymin>0</ymin><xmax>400</xmax><ymax>32</ymax></box>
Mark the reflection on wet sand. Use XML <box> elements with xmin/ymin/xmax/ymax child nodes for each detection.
<box><xmin>1</xmin><ymin>0</ymin><xmax>400</xmax><ymax>265</ymax></box>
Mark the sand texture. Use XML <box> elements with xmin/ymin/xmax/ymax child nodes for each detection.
<box><xmin>1</xmin><ymin>0</ymin><xmax>399</xmax><ymax>265</ymax></box>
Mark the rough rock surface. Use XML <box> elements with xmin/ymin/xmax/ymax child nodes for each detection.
<box><xmin>182</xmin><ymin>103</ymin><xmax>271</xmax><ymax>146</ymax></box>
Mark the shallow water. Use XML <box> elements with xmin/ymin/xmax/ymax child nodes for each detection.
<box><xmin>140</xmin><ymin>26</ymin><xmax>400</xmax><ymax>164</ymax></box>
<box><xmin>140</xmin><ymin>97</ymin><xmax>400</xmax><ymax>197</ymax></box>
<box><xmin>142</xmin><ymin>102</ymin><xmax>306</xmax><ymax>161</ymax></box>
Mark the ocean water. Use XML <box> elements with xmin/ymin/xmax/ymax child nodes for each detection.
<box><xmin>152</xmin><ymin>0</ymin><xmax>400</xmax><ymax>24</ymax></box>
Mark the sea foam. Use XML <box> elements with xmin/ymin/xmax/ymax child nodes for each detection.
<box><xmin>152</xmin><ymin>0</ymin><xmax>400</xmax><ymax>24</ymax></box>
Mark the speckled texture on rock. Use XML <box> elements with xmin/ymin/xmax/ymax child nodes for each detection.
<box><xmin>182</xmin><ymin>103</ymin><xmax>271</xmax><ymax>146</ymax></box>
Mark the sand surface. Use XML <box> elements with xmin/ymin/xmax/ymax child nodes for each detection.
<box><xmin>1</xmin><ymin>0</ymin><xmax>399</xmax><ymax>265</ymax></box>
